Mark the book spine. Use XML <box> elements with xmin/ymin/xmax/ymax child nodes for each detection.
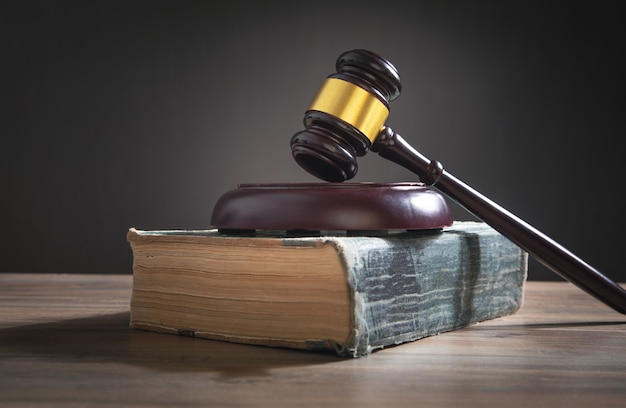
<box><xmin>335</xmin><ymin>223</ymin><xmax>527</xmax><ymax>357</ymax></box>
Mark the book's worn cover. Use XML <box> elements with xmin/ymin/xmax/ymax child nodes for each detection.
<box><xmin>325</xmin><ymin>222</ymin><xmax>527</xmax><ymax>357</ymax></box>
<box><xmin>128</xmin><ymin>222</ymin><xmax>527</xmax><ymax>357</ymax></box>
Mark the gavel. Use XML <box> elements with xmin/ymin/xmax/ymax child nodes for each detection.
<box><xmin>291</xmin><ymin>49</ymin><xmax>626</xmax><ymax>314</ymax></box>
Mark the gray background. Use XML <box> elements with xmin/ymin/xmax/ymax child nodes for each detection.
<box><xmin>2</xmin><ymin>1</ymin><xmax>625</xmax><ymax>281</ymax></box>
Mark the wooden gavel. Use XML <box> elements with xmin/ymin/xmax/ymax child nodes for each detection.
<box><xmin>291</xmin><ymin>49</ymin><xmax>626</xmax><ymax>314</ymax></box>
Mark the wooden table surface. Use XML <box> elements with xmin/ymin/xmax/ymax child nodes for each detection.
<box><xmin>1</xmin><ymin>273</ymin><xmax>625</xmax><ymax>407</ymax></box>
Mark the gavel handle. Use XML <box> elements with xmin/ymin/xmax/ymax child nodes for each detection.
<box><xmin>373</xmin><ymin>127</ymin><xmax>626</xmax><ymax>314</ymax></box>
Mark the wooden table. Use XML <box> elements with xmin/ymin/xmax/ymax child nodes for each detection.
<box><xmin>1</xmin><ymin>273</ymin><xmax>625</xmax><ymax>407</ymax></box>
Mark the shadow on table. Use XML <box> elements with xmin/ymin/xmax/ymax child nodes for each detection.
<box><xmin>0</xmin><ymin>312</ymin><xmax>342</xmax><ymax>378</ymax></box>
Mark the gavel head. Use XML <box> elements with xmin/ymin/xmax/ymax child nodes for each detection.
<box><xmin>290</xmin><ymin>49</ymin><xmax>402</xmax><ymax>182</ymax></box>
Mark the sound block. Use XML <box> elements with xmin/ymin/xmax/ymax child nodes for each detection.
<box><xmin>211</xmin><ymin>183</ymin><xmax>453</xmax><ymax>236</ymax></box>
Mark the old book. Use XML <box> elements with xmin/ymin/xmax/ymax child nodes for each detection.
<box><xmin>127</xmin><ymin>221</ymin><xmax>527</xmax><ymax>357</ymax></box>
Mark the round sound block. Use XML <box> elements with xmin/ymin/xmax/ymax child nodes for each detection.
<box><xmin>211</xmin><ymin>182</ymin><xmax>453</xmax><ymax>235</ymax></box>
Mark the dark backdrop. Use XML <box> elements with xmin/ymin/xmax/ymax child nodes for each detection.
<box><xmin>2</xmin><ymin>0</ymin><xmax>625</xmax><ymax>281</ymax></box>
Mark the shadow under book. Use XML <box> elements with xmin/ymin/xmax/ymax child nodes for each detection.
<box><xmin>127</xmin><ymin>221</ymin><xmax>527</xmax><ymax>358</ymax></box>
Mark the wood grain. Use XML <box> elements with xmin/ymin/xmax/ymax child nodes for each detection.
<box><xmin>1</xmin><ymin>273</ymin><xmax>625</xmax><ymax>407</ymax></box>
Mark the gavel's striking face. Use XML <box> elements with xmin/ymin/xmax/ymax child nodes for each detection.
<box><xmin>290</xmin><ymin>49</ymin><xmax>402</xmax><ymax>182</ymax></box>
